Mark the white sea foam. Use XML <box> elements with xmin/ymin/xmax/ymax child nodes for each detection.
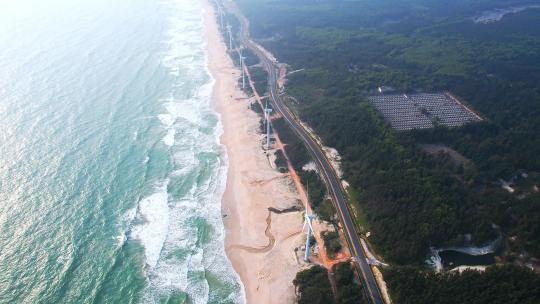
<box><xmin>116</xmin><ymin>207</ymin><xmax>137</xmax><ymax>248</ymax></box>
<box><xmin>164</xmin><ymin>100</ymin><xmax>199</xmax><ymax>125</ymax></box>
<box><xmin>115</xmin><ymin>233</ymin><xmax>128</xmax><ymax>248</ymax></box>
<box><xmin>162</xmin><ymin>128</ymin><xmax>176</xmax><ymax>146</ymax></box>
<box><xmin>123</xmin><ymin>207</ymin><xmax>137</xmax><ymax>223</ymax></box>
<box><xmin>130</xmin><ymin>181</ymin><xmax>170</xmax><ymax>268</ymax></box>
<box><xmin>141</xmin><ymin>0</ymin><xmax>245</xmax><ymax>302</ymax></box>
<box><xmin>143</xmin><ymin>148</ymin><xmax>240</xmax><ymax>303</ymax></box>
<box><xmin>171</xmin><ymin>149</ymin><xmax>197</xmax><ymax>177</ymax></box>
<box><xmin>157</xmin><ymin>113</ymin><xmax>175</xmax><ymax>127</ymax></box>
<box><xmin>144</xmin><ymin>199</ymin><xmax>209</xmax><ymax>304</ymax></box>
<box><xmin>158</xmin><ymin>96</ymin><xmax>204</xmax><ymax>148</ymax></box>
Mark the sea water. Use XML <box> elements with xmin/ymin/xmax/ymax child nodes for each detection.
<box><xmin>0</xmin><ymin>0</ymin><xmax>243</xmax><ymax>303</ymax></box>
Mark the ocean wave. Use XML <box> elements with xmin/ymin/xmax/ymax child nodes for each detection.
<box><xmin>138</xmin><ymin>0</ymin><xmax>245</xmax><ymax>302</ymax></box>
<box><xmin>116</xmin><ymin>207</ymin><xmax>137</xmax><ymax>248</ymax></box>
<box><xmin>142</xmin><ymin>151</ymin><xmax>242</xmax><ymax>304</ymax></box>
<box><xmin>130</xmin><ymin>180</ymin><xmax>170</xmax><ymax>268</ymax></box>
<box><xmin>162</xmin><ymin>128</ymin><xmax>176</xmax><ymax>146</ymax></box>
<box><xmin>164</xmin><ymin>99</ymin><xmax>200</xmax><ymax>125</ymax></box>
<box><xmin>157</xmin><ymin>113</ymin><xmax>175</xmax><ymax>127</ymax></box>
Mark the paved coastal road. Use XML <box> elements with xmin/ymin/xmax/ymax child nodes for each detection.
<box><xmin>228</xmin><ymin>4</ymin><xmax>384</xmax><ymax>304</ymax></box>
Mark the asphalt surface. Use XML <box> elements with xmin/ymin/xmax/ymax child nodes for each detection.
<box><xmin>229</xmin><ymin>5</ymin><xmax>385</xmax><ymax>304</ymax></box>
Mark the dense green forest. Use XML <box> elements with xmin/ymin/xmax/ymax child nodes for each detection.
<box><xmin>333</xmin><ymin>263</ymin><xmax>367</xmax><ymax>304</ymax></box>
<box><xmin>322</xmin><ymin>230</ymin><xmax>342</xmax><ymax>258</ymax></box>
<box><xmin>293</xmin><ymin>264</ymin><xmax>367</xmax><ymax>304</ymax></box>
<box><xmin>233</xmin><ymin>0</ymin><xmax>540</xmax><ymax>302</ymax></box>
<box><xmin>384</xmin><ymin>265</ymin><xmax>540</xmax><ymax>304</ymax></box>
<box><xmin>236</xmin><ymin>0</ymin><xmax>540</xmax><ymax>262</ymax></box>
<box><xmin>293</xmin><ymin>265</ymin><xmax>334</xmax><ymax>304</ymax></box>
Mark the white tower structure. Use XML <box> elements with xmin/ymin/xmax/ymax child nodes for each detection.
<box><xmin>264</xmin><ymin>100</ymin><xmax>268</xmax><ymax>122</ymax></box>
<box><xmin>218</xmin><ymin>5</ymin><xmax>224</xmax><ymax>30</ymax></box>
<box><xmin>241</xmin><ymin>56</ymin><xmax>246</xmax><ymax>89</ymax></box>
<box><xmin>303</xmin><ymin>194</ymin><xmax>315</xmax><ymax>262</ymax></box>
<box><xmin>238</xmin><ymin>48</ymin><xmax>246</xmax><ymax>90</ymax></box>
<box><xmin>226</xmin><ymin>24</ymin><xmax>232</xmax><ymax>50</ymax></box>
<box><xmin>263</xmin><ymin>100</ymin><xmax>269</xmax><ymax>132</ymax></box>
<box><xmin>238</xmin><ymin>48</ymin><xmax>242</xmax><ymax>65</ymax></box>
<box><xmin>213</xmin><ymin>0</ymin><xmax>224</xmax><ymax>30</ymax></box>
<box><xmin>265</xmin><ymin>108</ymin><xmax>272</xmax><ymax>149</ymax></box>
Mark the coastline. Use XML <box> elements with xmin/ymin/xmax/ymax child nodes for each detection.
<box><xmin>202</xmin><ymin>1</ymin><xmax>305</xmax><ymax>303</ymax></box>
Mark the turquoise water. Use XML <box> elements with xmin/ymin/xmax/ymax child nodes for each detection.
<box><xmin>0</xmin><ymin>0</ymin><xmax>243</xmax><ymax>303</ymax></box>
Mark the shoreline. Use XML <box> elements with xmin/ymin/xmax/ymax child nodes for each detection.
<box><xmin>202</xmin><ymin>1</ymin><xmax>305</xmax><ymax>303</ymax></box>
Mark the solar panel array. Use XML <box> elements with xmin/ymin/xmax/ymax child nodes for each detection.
<box><xmin>367</xmin><ymin>92</ymin><xmax>482</xmax><ymax>131</ymax></box>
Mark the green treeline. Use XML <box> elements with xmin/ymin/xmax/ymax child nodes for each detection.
<box><xmin>293</xmin><ymin>265</ymin><xmax>334</xmax><ymax>304</ymax></box>
<box><xmin>384</xmin><ymin>265</ymin><xmax>540</xmax><ymax>304</ymax></box>
<box><xmin>333</xmin><ymin>263</ymin><xmax>367</xmax><ymax>304</ymax></box>
<box><xmin>322</xmin><ymin>230</ymin><xmax>342</xmax><ymax>258</ymax></box>
<box><xmin>273</xmin><ymin>149</ymin><xmax>288</xmax><ymax>172</ymax></box>
<box><xmin>293</xmin><ymin>264</ymin><xmax>367</xmax><ymax>304</ymax></box>
<box><xmin>248</xmin><ymin>67</ymin><xmax>268</xmax><ymax>96</ymax></box>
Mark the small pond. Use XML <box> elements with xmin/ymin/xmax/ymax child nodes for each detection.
<box><xmin>439</xmin><ymin>250</ymin><xmax>496</xmax><ymax>269</ymax></box>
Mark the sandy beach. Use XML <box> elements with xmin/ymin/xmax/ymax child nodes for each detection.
<box><xmin>202</xmin><ymin>2</ymin><xmax>306</xmax><ymax>303</ymax></box>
